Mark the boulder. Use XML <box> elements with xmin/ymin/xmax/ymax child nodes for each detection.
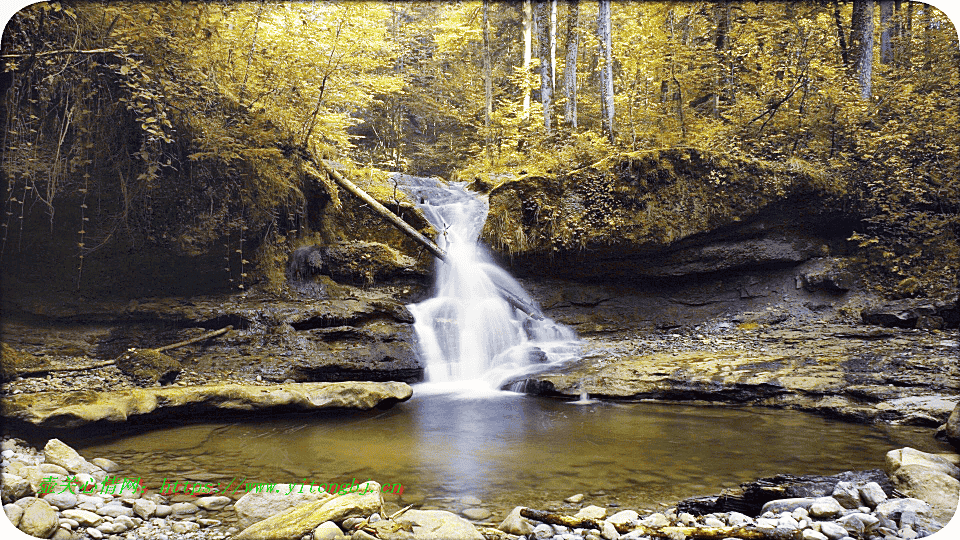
<box><xmin>234</xmin><ymin>484</ymin><xmax>330</xmax><ymax>529</ymax></box>
<box><xmin>861</xmin><ymin>296</ymin><xmax>960</xmax><ymax>329</ymax></box>
<box><xmin>42</xmin><ymin>439</ymin><xmax>103</xmax><ymax>476</ymax></box>
<box><xmin>890</xmin><ymin>465</ymin><xmax>959</xmax><ymax>525</ymax></box>
<box><xmin>17</xmin><ymin>498</ymin><xmax>59</xmax><ymax>538</ymax></box>
<box><xmin>947</xmin><ymin>402</ymin><xmax>960</xmax><ymax>450</ymax></box>
<box><xmin>4</xmin><ymin>503</ymin><xmax>24</xmax><ymax>527</ymax></box>
<box><xmin>234</xmin><ymin>481</ymin><xmax>382</xmax><ymax>540</ymax></box>
<box><xmin>383</xmin><ymin>509</ymin><xmax>484</xmax><ymax>540</ymax></box>
<box><xmin>885</xmin><ymin>448</ymin><xmax>960</xmax><ymax>479</ymax></box>
<box><xmin>3</xmin><ymin>381</ymin><xmax>414</xmax><ymax>428</ymax></box>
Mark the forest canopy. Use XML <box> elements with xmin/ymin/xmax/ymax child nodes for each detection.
<box><xmin>1</xmin><ymin>1</ymin><xmax>958</xmax><ymax>297</ymax></box>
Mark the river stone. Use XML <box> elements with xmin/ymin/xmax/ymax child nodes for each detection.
<box><xmin>51</xmin><ymin>528</ymin><xmax>72</xmax><ymax>540</ymax></box>
<box><xmin>575</xmin><ymin>505</ymin><xmax>606</xmax><ymax>521</ymax></box>
<box><xmin>132</xmin><ymin>498</ymin><xmax>156</xmax><ymax>519</ymax></box>
<box><xmin>382</xmin><ymin>509</ymin><xmax>483</xmax><ymax>540</ymax></box>
<box><xmin>1</xmin><ymin>473</ymin><xmax>31</xmax><ymax>503</ymax></box>
<box><xmin>62</xmin><ymin>508</ymin><xmax>104</xmax><ymax>527</ymax></box>
<box><xmin>42</xmin><ymin>492</ymin><xmax>77</xmax><ymax>510</ymax></box>
<box><xmin>640</xmin><ymin>513</ymin><xmax>670</xmax><ymax>528</ymax></box>
<box><xmin>875</xmin><ymin>498</ymin><xmax>931</xmax><ymax>521</ymax></box>
<box><xmin>86</xmin><ymin>526</ymin><xmax>102</xmax><ymax>539</ymax></box>
<box><xmin>96</xmin><ymin>502</ymin><xmax>134</xmax><ymax>518</ymax></box>
<box><xmin>726</xmin><ymin>512</ymin><xmax>752</xmax><ymax>527</ymax></box>
<box><xmin>565</xmin><ymin>493</ymin><xmax>585</xmax><ymax>503</ymax></box>
<box><xmin>234</xmin><ymin>481</ymin><xmax>381</xmax><ymax>540</ymax></box>
<box><xmin>760</xmin><ymin>498</ymin><xmax>816</xmax><ymax>515</ymax></box>
<box><xmin>462</xmin><ymin>507</ymin><xmax>492</xmax><ymax>520</ymax></box>
<box><xmin>38</xmin><ymin>463</ymin><xmax>69</xmax><ymax>476</ymax></box>
<box><xmin>196</xmin><ymin>495</ymin><xmax>231</xmax><ymax>511</ymax></box>
<box><xmin>17</xmin><ymin>497</ymin><xmax>59</xmax><ymax>538</ymax></box>
<box><xmin>858</xmin><ymin>482</ymin><xmax>887</xmax><ymax>508</ymax></box>
<box><xmin>170</xmin><ymin>501</ymin><xmax>198</xmax><ymax>515</ymax></box>
<box><xmin>830</xmin><ymin>481</ymin><xmax>862</xmax><ymax>509</ymax></box>
<box><xmin>313</xmin><ymin>520</ymin><xmax>345</xmax><ymax>540</ymax></box>
<box><xmin>817</xmin><ymin>521</ymin><xmax>848</xmax><ymax>540</ymax></box>
<box><xmin>809</xmin><ymin>497</ymin><xmax>843</xmax><ymax>518</ymax></box>
<box><xmin>4</xmin><ymin>503</ymin><xmax>24</xmax><ymax>527</ymax></box>
<box><xmin>498</xmin><ymin>506</ymin><xmax>534</xmax><ymax>535</ymax></box>
<box><xmin>4</xmin><ymin>381</ymin><xmax>413</xmax><ymax>428</ymax></box>
<box><xmin>154</xmin><ymin>503</ymin><xmax>173</xmax><ymax>517</ymax></box>
<box><xmin>532</xmin><ymin>523</ymin><xmax>554</xmax><ymax>539</ymax></box>
<box><xmin>234</xmin><ymin>483</ymin><xmax>330</xmax><ymax>528</ymax></box>
<box><xmin>171</xmin><ymin>520</ymin><xmax>201</xmax><ymax>533</ymax></box>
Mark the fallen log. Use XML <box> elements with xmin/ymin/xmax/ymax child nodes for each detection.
<box><xmin>519</xmin><ymin>508</ymin><xmax>801</xmax><ymax>540</ymax></box>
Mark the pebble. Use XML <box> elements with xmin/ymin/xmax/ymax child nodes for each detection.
<box><xmin>565</xmin><ymin>493</ymin><xmax>585</xmax><ymax>503</ymax></box>
<box><xmin>196</xmin><ymin>495</ymin><xmax>231</xmax><ymax>511</ymax></box>
<box><xmin>462</xmin><ymin>507</ymin><xmax>492</xmax><ymax>520</ymax></box>
<box><xmin>460</xmin><ymin>495</ymin><xmax>482</xmax><ymax>506</ymax></box>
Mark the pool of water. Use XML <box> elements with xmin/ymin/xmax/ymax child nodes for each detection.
<box><xmin>69</xmin><ymin>388</ymin><xmax>951</xmax><ymax>522</ymax></box>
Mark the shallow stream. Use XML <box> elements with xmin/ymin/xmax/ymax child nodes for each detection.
<box><xmin>70</xmin><ymin>389</ymin><xmax>951</xmax><ymax>522</ymax></box>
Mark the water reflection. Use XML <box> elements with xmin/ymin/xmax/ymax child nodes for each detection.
<box><xmin>71</xmin><ymin>393</ymin><xmax>952</xmax><ymax>515</ymax></box>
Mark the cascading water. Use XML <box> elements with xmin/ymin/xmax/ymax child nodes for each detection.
<box><xmin>396</xmin><ymin>174</ymin><xmax>579</xmax><ymax>388</ymax></box>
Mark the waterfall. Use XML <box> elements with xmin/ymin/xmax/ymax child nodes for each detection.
<box><xmin>396</xmin><ymin>174</ymin><xmax>579</xmax><ymax>389</ymax></box>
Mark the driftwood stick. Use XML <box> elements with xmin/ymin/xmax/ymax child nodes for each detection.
<box><xmin>519</xmin><ymin>508</ymin><xmax>799</xmax><ymax>540</ymax></box>
<box><xmin>154</xmin><ymin>326</ymin><xmax>232</xmax><ymax>353</ymax></box>
<box><xmin>8</xmin><ymin>326</ymin><xmax>232</xmax><ymax>378</ymax></box>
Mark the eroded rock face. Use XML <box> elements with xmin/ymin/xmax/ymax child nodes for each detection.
<box><xmin>506</xmin><ymin>325</ymin><xmax>960</xmax><ymax>424</ymax></box>
<box><xmin>2</xmin><ymin>381</ymin><xmax>413</xmax><ymax>428</ymax></box>
<box><xmin>947</xmin><ymin>403</ymin><xmax>960</xmax><ymax>450</ymax></box>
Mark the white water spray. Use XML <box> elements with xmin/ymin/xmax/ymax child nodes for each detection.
<box><xmin>397</xmin><ymin>175</ymin><xmax>579</xmax><ymax>389</ymax></box>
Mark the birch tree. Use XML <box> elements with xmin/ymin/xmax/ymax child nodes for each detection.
<box><xmin>597</xmin><ymin>0</ymin><xmax>615</xmax><ymax>140</ymax></box>
<box><xmin>562</xmin><ymin>0</ymin><xmax>581</xmax><ymax>128</ymax></box>
<box><xmin>537</xmin><ymin>0</ymin><xmax>553</xmax><ymax>134</ymax></box>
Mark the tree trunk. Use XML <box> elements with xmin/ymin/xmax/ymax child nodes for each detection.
<box><xmin>550</xmin><ymin>0</ymin><xmax>557</xmax><ymax>92</ymax></box>
<box><xmin>522</xmin><ymin>0</ymin><xmax>533</xmax><ymax>121</ymax></box>
<box><xmin>597</xmin><ymin>0</ymin><xmax>615</xmax><ymax>141</ymax></box>
<box><xmin>713</xmin><ymin>1</ymin><xmax>731</xmax><ymax>117</ymax></box>
<box><xmin>536</xmin><ymin>0</ymin><xmax>553</xmax><ymax>134</ymax></box>
<box><xmin>879</xmin><ymin>0</ymin><xmax>894</xmax><ymax>64</ymax></box>
<box><xmin>562</xmin><ymin>0</ymin><xmax>580</xmax><ymax>128</ymax></box>
<box><xmin>851</xmin><ymin>0</ymin><xmax>874</xmax><ymax>100</ymax></box>
<box><xmin>834</xmin><ymin>0</ymin><xmax>850</xmax><ymax>68</ymax></box>
<box><xmin>483</xmin><ymin>0</ymin><xmax>493</xmax><ymax>162</ymax></box>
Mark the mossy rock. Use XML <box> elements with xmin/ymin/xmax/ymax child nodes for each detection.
<box><xmin>1</xmin><ymin>343</ymin><xmax>47</xmax><ymax>381</ymax></box>
<box><xmin>116</xmin><ymin>349</ymin><xmax>181</xmax><ymax>386</ymax></box>
<box><xmin>321</xmin><ymin>241</ymin><xmax>420</xmax><ymax>285</ymax></box>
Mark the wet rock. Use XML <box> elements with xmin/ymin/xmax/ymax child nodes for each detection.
<box><xmin>90</xmin><ymin>457</ymin><xmax>121</xmax><ymax>472</ymax></box>
<box><xmin>606</xmin><ymin>510</ymin><xmax>639</xmax><ymax>528</ymax></box>
<box><xmin>798</xmin><ymin>259</ymin><xmax>855</xmax><ymax>293</ymax></box>
<box><xmin>565</xmin><ymin>493</ymin><xmax>585</xmax><ymax>503</ymax></box>
<box><xmin>498</xmin><ymin>506</ymin><xmax>535</xmax><ymax>535</ymax></box>
<box><xmin>888</xmin><ymin>464</ymin><xmax>959</xmax><ymax>525</ymax></box>
<box><xmin>462</xmin><ymin>507</ymin><xmax>492</xmax><ymax>520</ymax></box>
<box><xmin>169</xmin><ymin>501</ymin><xmax>198</xmax><ymax>515</ymax></box>
<box><xmin>384</xmin><ymin>509</ymin><xmax>484</xmax><ymax>540</ymax></box>
<box><xmin>96</xmin><ymin>502</ymin><xmax>134</xmax><ymax>518</ymax></box>
<box><xmin>234</xmin><ymin>483</ymin><xmax>330</xmax><ymax>529</ymax></box>
<box><xmin>18</xmin><ymin>497</ymin><xmax>59</xmax><ymax>538</ymax></box>
<box><xmin>4</xmin><ymin>381</ymin><xmax>413</xmax><ymax>428</ymax></box>
<box><xmin>171</xmin><ymin>520</ymin><xmax>200</xmax><ymax>533</ymax></box>
<box><xmin>0</xmin><ymin>342</ymin><xmax>48</xmax><ymax>381</ymax></box>
<box><xmin>320</xmin><ymin>241</ymin><xmax>424</xmax><ymax>285</ymax></box>
<box><xmin>818</xmin><ymin>520</ymin><xmax>848</xmax><ymax>540</ymax></box>
<box><xmin>885</xmin><ymin>448</ymin><xmax>960</xmax><ymax>479</ymax></box>
<box><xmin>234</xmin><ymin>481</ymin><xmax>382</xmax><ymax>540</ymax></box>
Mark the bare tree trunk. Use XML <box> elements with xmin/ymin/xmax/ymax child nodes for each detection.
<box><xmin>536</xmin><ymin>0</ymin><xmax>553</xmax><ymax>134</ymax></box>
<box><xmin>597</xmin><ymin>0</ymin><xmax>615</xmax><ymax>141</ymax></box>
<box><xmin>550</xmin><ymin>0</ymin><xmax>557</xmax><ymax>92</ymax></box>
<box><xmin>834</xmin><ymin>0</ymin><xmax>850</xmax><ymax>68</ymax></box>
<box><xmin>851</xmin><ymin>0</ymin><xmax>874</xmax><ymax>100</ymax></box>
<box><xmin>713</xmin><ymin>1</ymin><xmax>731</xmax><ymax>117</ymax></box>
<box><xmin>522</xmin><ymin>0</ymin><xmax>533</xmax><ymax>121</ymax></box>
<box><xmin>483</xmin><ymin>0</ymin><xmax>493</xmax><ymax>162</ymax></box>
<box><xmin>880</xmin><ymin>0</ymin><xmax>894</xmax><ymax>64</ymax></box>
<box><xmin>562</xmin><ymin>0</ymin><xmax>580</xmax><ymax>128</ymax></box>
